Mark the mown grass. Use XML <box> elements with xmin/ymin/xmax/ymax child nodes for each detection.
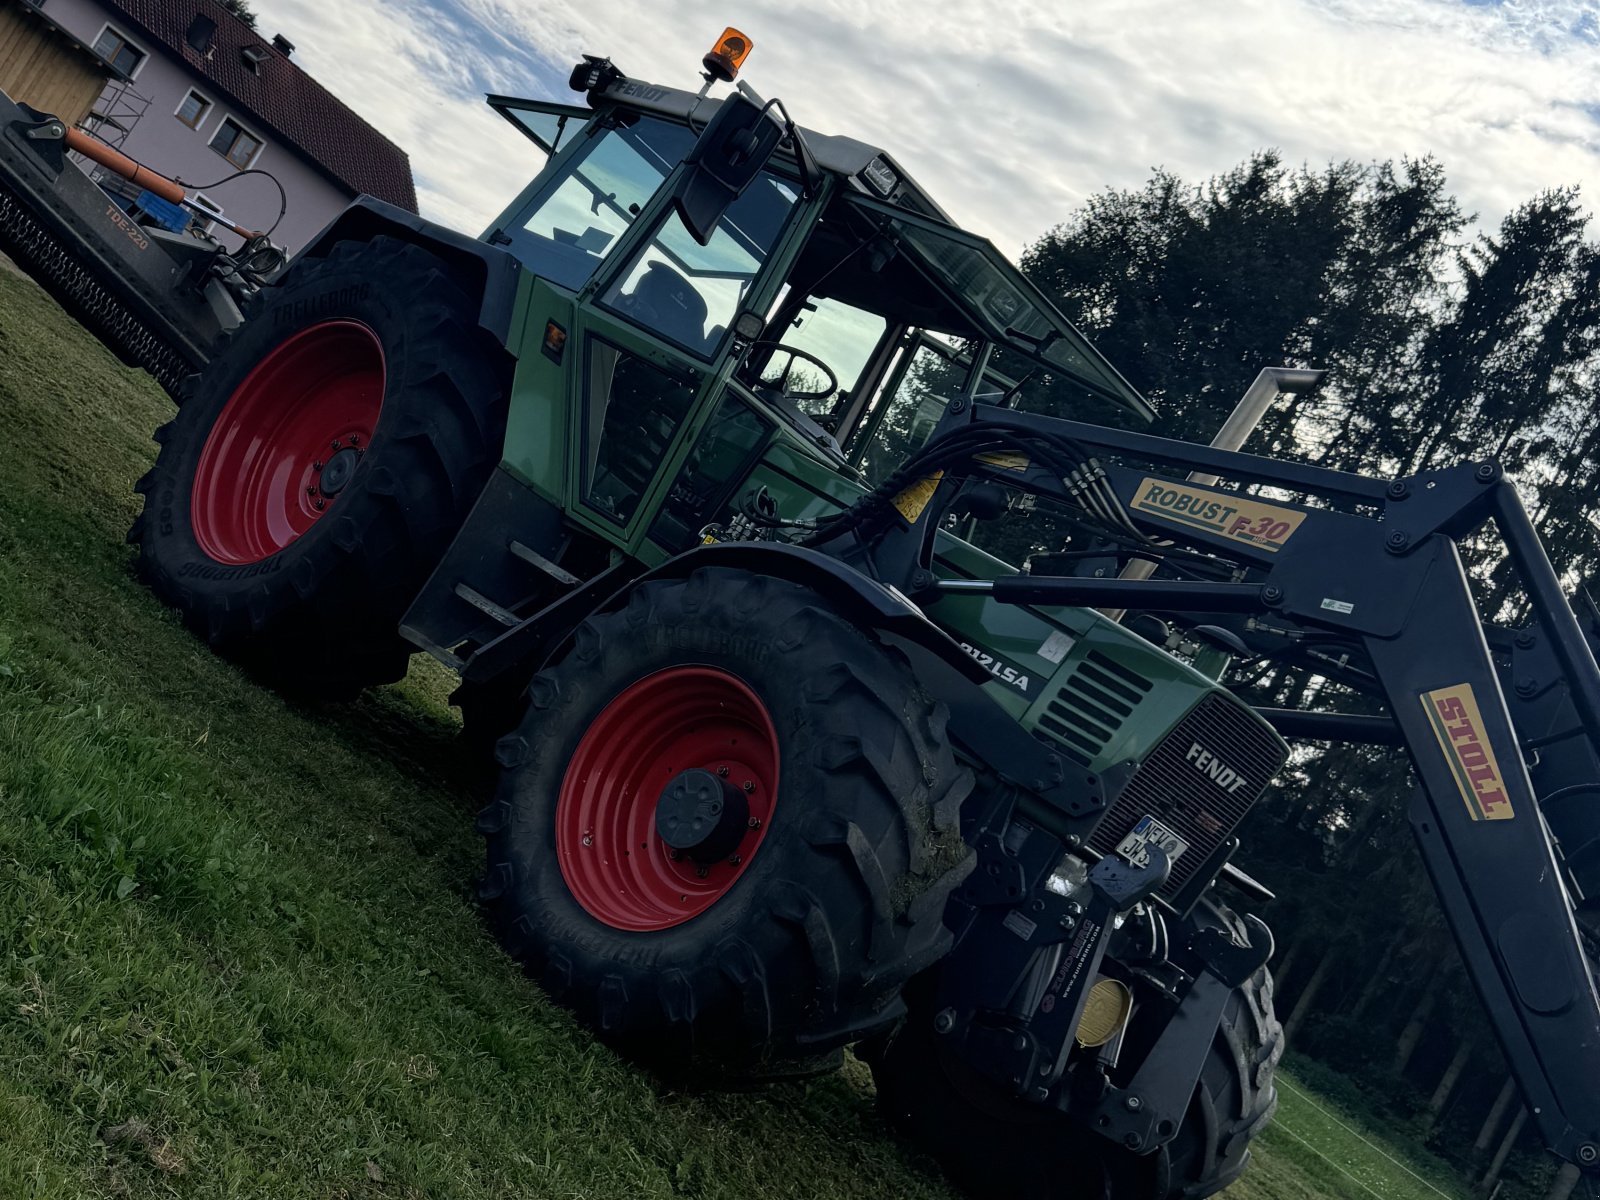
<box><xmin>0</xmin><ymin>261</ymin><xmax>1471</xmax><ymax>1199</ymax></box>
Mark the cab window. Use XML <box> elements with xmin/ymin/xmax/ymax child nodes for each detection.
<box><xmin>757</xmin><ymin>295</ymin><xmax>886</xmax><ymax>423</ymax></box>
<box><xmin>582</xmin><ymin>339</ymin><xmax>702</xmax><ymax>524</ymax></box>
<box><xmin>504</xmin><ymin>116</ymin><xmax>696</xmax><ymax>291</ymax></box>
<box><xmin>848</xmin><ymin>334</ymin><xmax>968</xmax><ymax>484</ymax></box>
<box><xmin>601</xmin><ymin>173</ymin><xmax>799</xmax><ymax>360</ymax></box>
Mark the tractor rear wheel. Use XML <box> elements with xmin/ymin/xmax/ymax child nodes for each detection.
<box><xmin>476</xmin><ymin>566</ymin><xmax>976</xmax><ymax>1078</ymax></box>
<box><xmin>871</xmin><ymin>896</ymin><xmax>1282</xmax><ymax>1200</ymax></box>
<box><xmin>129</xmin><ymin>236</ymin><xmax>509</xmax><ymax>696</ymax></box>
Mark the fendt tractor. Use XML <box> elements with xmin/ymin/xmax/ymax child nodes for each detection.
<box><xmin>3</xmin><ymin>29</ymin><xmax>1598</xmax><ymax>1200</ymax></box>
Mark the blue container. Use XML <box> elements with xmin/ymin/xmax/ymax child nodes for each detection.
<box><xmin>133</xmin><ymin>190</ymin><xmax>189</xmax><ymax>233</ymax></box>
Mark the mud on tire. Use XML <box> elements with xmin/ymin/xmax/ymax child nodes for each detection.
<box><xmin>129</xmin><ymin>235</ymin><xmax>509</xmax><ymax>697</ymax></box>
<box><xmin>476</xmin><ymin>566</ymin><xmax>977</xmax><ymax>1078</ymax></box>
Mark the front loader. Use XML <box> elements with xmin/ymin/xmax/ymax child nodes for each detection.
<box><xmin>93</xmin><ymin>30</ymin><xmax>1600</xmax><ymax>1198</ymax></box>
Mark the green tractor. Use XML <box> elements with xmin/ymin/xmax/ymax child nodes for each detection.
<box><xmin>128</xmin><ymin>38</ymin><xmax>1600</xmax><ymax>1200</ymax></box>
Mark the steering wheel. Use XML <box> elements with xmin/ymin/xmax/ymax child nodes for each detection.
<box><xmin>742</xmin><ymin>341</ymin><xmax>840</xmax><ymax>403</ymax></box>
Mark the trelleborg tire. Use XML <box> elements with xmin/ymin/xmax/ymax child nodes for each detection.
<box><xmin>870</xmin><ymin>896</ymin><xmax>1282</xmax><ymax>1199</ymax></box>
<box><xmin>129</xmin><ymin>236</ymin><xmax>509</xmax><ymax>697</ymax></box>
<box><xmin>475</xmin><ymin>566</ymin><xmax>977</xmax><ymax>1078</ymax></box>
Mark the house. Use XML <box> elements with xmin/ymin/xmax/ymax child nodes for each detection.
<box><xmin>3</xmin><ymin>0</ymin><xmax>416</xmax><ymax>253</ymax></box>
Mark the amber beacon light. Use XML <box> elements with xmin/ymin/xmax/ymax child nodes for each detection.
<box><xmin>702</xmin><ymin>27</ymin><xmax>753</xmax><ymax>82</ymax></box>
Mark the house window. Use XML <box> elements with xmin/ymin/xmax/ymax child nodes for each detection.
<box><xmin>209</xmin><ymin>117</ymin><xmax>263</xmax><ymax>169</ymax></box>
<box><xmin>189</xmin><ymin>193</ymin><xmax>225</xmax><ymax>235</ymax></box>
<box><xmin>186</xmin><ymin>15</ymin><xmax>217</xmax><ymax>53</ymax></box>
<box><xmin>175</xmin><ymin>90</ymin><xmax>212</xmax><ymax>130</ymax></box>
<box><xmin>92</xmin><ymin>25</ymin><xmax>146</xmax><ymax>76</ymax></box>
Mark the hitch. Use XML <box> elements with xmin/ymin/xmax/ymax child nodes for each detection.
<box><xmin>935</xmin><ymin>828</ymin><xmax>1170</xmax><ymax>1101</ymax></box>
<box><xmin>1074</xmin><ymin>915</ymin><xmax>1274</xmax><ymax>1154</ymax></box>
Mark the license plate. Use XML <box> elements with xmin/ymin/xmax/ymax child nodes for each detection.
<box><xmin>1115</xmin><ymin>815</ymin><xmax>1189</xmax><ymax>870</ymax></box>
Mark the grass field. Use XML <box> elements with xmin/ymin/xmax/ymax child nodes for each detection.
<box><xmin>0</xmin><ymin>261</ymin><xmax>1472</xmax><ymax>1199</ymax></box>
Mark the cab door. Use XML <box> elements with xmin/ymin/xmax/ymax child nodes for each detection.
<box><xmin>562</xmin><ymin>169</ymin><xmax>805</xmax><ymax>552</ymax></box>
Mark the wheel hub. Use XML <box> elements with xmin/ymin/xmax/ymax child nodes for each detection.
<box><xmin>655</xmin><ymin>767</ymin><xmax>749</xmax><ymax>864</ymax></box>
<box><xmin>316</xmin><ymin>445</ymin><xmax>362</xmax><ymax>497</ymax></box>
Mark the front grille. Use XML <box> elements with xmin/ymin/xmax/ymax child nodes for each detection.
<box><xmin>1035</xmin><ymin>650</ymin><xmax>1154</xmax><ymax>766</ymax></box>
<box><xmin>0</xmin><ymin>179</ymin><xmax>193</xmax><ymax>394</ymax></box>
<box><xmin>1090</xmin><ymin>693</ymin><xmax>1286</xmax><ymax>900</ymax></box>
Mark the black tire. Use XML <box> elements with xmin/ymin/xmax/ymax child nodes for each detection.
<box><xmin>871</xmin><ymin>896</ymin><xmax>1282</xmax><ymax>1200</ymax></box>
<box><xmin>1158</xmin><ymin>898</ymin><xmax>1283</xmax><ymax>1199</ymax></box>
<box><xmin>129</xmin><ymin>236</ymin><xmax>509</xmax><ymax>696</ymax></box>
<box><xmin>476</xmin><ymin>566</ymin><xmax>976</xmax><ymax>1077</ymax></box>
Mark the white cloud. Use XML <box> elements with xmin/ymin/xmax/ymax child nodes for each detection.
<box><xmin>248</xmin><ymin>0</ymin><xmax>1600</xmax><ymax>254</ymax></box>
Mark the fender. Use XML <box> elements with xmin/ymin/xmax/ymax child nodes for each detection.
<box><xmin>461</xmin><ymin>540</ymin><xmax>989</xmax><ymax>689</ymax></box>
<box><xmin>291</xmin><ymin>197</ymin><xmax>524</xmax><ymax>349</ymax></box>
<box><xmin>459</xmin><ymin>540</ymin><xmax>1093</xmax><ymax>824</ymax></box>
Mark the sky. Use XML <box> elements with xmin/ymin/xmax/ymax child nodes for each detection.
<box><xmin>244</xmin><ymin>0</ymin><xmax>1600</xmax><ymax>257</ymax></box>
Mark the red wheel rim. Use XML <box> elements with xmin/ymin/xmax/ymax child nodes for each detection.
<box><xmin>191</xmin><ymin>320</ymin><xmax>385</xmax><ymax>565</ymax></box>
<box><xmin>556</xmin><ymin>666</ymin><xmax>780</xmax><ymax>932</ymax></box>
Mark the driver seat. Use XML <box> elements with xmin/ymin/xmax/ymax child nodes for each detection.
<box><xmin>623</xmin><ymin>262</ymin><xmax>708</xmax><ymax>349</ymax></box>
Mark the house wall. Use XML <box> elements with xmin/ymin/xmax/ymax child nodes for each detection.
<box><xmin>34</xmin><ymin>0</ymin><xmax>354</xmax><ymax>253</ymax></box>
<box><xmin>0</xmin><ymin>6</ymin><xmax>109</xmax><ymax>126</ymax></box>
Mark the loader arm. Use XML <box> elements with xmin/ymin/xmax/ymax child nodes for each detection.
<box><xmin>808</xmin><ymin>400</ymin><xmax>1600</xmax><ymax>1171</ymax></box>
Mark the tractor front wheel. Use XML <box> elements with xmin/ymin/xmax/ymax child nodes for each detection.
<box><xmin>476</xmin><ymin>566</ymin><xmax>976</xmax><ymax>1078</ymax></box>
<box><xmin>130</xmin><ymin>236</ymin><xmax>509</xmax><ymax>696</ymax></box>
<box><xmin>871</xmin><ymin>896</ymin><xmax>1282</xmax><ymax>1199</ymax></box>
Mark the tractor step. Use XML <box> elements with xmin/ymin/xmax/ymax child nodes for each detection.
<box><xmin>400</xmin><ymin>468</ymin><xmax>574</xmax><ymax>661</ymax></box>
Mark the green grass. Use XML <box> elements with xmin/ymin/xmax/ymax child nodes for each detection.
<box><xmin>0</xmin><ymin>261</ymin><xmax>1470</xmax><ymax>1199</ymax></box>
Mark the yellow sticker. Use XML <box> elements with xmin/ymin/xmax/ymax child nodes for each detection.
<box><xmin>891</xmin><ymin>471</ymin><xmax>945</xmax><ymax>522</ymax></box>
<box><xmin>975</xmin><ymin>451</ymin><xmax>1031</xmax><ymax>472</ymax></box>
<box><xmin>1132</xmin><ymin>477</ymin><xmax>1306</xmax><ymax>553</ymax></box>
<box><xmin>1421</xmin><ymin>684</ymin><xmax>1516</xmax><ymax>821</ymax></box>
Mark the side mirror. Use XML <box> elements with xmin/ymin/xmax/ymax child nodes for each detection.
<box><xmin>670</xmin><ymin>94</ymin><xmax>784</xmax><ymax>245</ymax></box>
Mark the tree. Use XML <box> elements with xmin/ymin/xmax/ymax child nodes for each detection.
<box><xmin>218</xmin><ymin>0</ymin><xmax>258</xmax><ymax>28</ymax></box>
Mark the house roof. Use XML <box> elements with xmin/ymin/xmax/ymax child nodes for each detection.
<box><xmin>100</xmin><ymin>0</ymin><xmax>417</xmax><ymax>212</ymax></box>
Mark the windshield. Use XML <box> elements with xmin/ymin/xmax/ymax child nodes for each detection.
<box><xmin>600</xmin><ymin>173</ymin><xmax>800</xmax><ymax>360</ymax></box>
<box><xmin>500</xmin><ymin>116</ymin><xmax>696</xmax><ymax>291</ymax></box>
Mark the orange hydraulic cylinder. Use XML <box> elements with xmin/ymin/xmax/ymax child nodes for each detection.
<box><xmin>64</xmin><ymin>129</ymin><xmax>185</xmax><ymax>205</ymax></box>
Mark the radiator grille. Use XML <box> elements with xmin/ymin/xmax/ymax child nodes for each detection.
<box><xmin>0</xmin><ymin>179</ymin><xmax>193</xmax><ymax>394</ymax></box>
<box><xmin>1090</xmin><ymin>693</ymin><xmax>1286</xmax><ymax>900</ymax></box>
<box><xmin>1035</xmin><ymin>650</ymin><xmax>1154</xmax><ymax>766</ymax></box>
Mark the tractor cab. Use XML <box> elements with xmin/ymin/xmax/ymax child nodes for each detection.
<box><xmin>480</xmin><ymin>66</ymin><xmax>1151</xmax><ymax>579</ymax></box>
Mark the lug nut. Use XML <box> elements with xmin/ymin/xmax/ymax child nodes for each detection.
<box><xmin>933</xmin><ymin>1008</ymin><xmax>956</xmax><ymax>1034</ymax></box>
<box><xmin>669</xmin><ymin>850</ymin><xmax>682</xmax><ymax>861</ymax></box>
<box><xmin>581</xmin><ymin>833</ymin><xmax>593</xmax><ymax>846</ymax></box>
<box><xmin>306</xmin><ymin>485</ymin><xmax>318</xmax><ymax>495</ymax></box>
<box><xmin>313</xmin><ymin>460</ymin><xmax>325</xmax><ymax>471</ymax></box>
<box><xmin>747</xmin><ymin>818</ymin><xmax>762</xmax><ymax>830</ymax></box>
<box><xmin>728</xmin><ymin>854</ymin><xmax>742</xmax><ymax>866</ymax></box>
<box><xmin>349</xmin><ymin>434</ymin><xmax>360</xmax><ymax>446</ymax></box>
<box><xmin>313</xmin><ymin>499</ymin><xmax>326</xmax><ymax>511</ymax></box>
<box><xmin>717</xmin><ymin>766</ymin><xmax>729</xmax><ymax>777</ymax></box>
<box><xmin>331</xmin><ymin>439</ymin><xmax>343</xmax><ymax>450</ymax></box>
<box><xmin>742</xmin><ymin>780</ymin><xmax>754</xmax><ymax>793</ymax></box>
<box><xmin>696</xmin><ymin>866</ymin><xmax>709</xmax><ymax>879</ymax></box>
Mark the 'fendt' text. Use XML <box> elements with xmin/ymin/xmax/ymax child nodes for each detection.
<box><xmin>1184</xmin><ymin>742</ymin><xmax>1251</xmax><ymax>794</ymax></box>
